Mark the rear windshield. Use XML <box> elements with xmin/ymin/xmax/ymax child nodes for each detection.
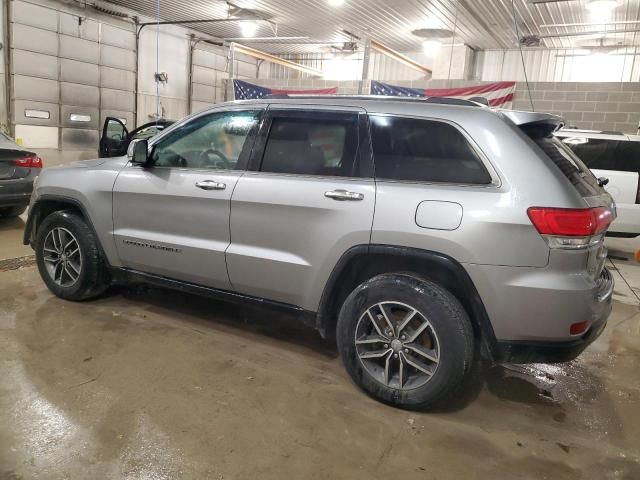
<box><xmin>521</xmin><ymin>125</ymin><xmax>604</xmax><ymax>197</ymax></box>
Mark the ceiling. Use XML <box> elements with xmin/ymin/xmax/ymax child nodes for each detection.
<box><xmin>102</xmin><ymin>0</ymin><xmax>640</xmax><ymax>53</ymax></box>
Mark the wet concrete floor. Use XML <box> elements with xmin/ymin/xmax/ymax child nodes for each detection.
<box><xmin>1</xmin><ymin>213</ymin><xmax>640</xmax><ymax>478</ymax></box>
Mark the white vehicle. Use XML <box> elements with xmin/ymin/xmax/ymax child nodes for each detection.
<box><xmin>556</xmin><ymin>129</ymin><xmax>640</xmax><ymax>238</ymax></box>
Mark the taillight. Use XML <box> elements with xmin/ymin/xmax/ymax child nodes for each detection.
<box><xmin>14</xmin><ymin>154</ymin><xmax>43</xmax><ymax>169</ymax></box>
<box><xmin>527</xmin><ymin>207</ymin><xmax>612</xmax><ymax>249</ymax></box>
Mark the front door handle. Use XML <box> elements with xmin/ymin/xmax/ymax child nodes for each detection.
<box><xmin>325</xmin><ymin>189</ymin><xmax>364</xmax><ymax>201</ymax></box>
<box><xmin>196</xmin><ymin>180</ymin><xmax>226</xmax><ymax>191</ymax></box>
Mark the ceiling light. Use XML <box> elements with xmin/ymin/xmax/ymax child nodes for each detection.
<box><xmin>328</xmin><ymin>0</ymin><xmax>345</xmax><ymax>6</ymax></box>
<box><xmin>240</xmin><ymin>21</ymin><xmax>259</xmax><ymax>38</ymax></box>
<box><xmin>586</xmin><ymin>0</ymin><xmax>621</xmax><ymax>20</ymax></box>
<box><xmin>422</xmin><ymin>40</ymin><xmax>442</xmax><ymax>55</ymax></box>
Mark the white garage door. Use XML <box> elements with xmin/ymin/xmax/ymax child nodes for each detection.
<box><xmin>10</xmin><ymin>0</ymin><xmax>136</xmax><ymax>160</ymax></box>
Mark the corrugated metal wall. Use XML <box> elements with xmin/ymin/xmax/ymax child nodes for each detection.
<box><xmin>10</xmin><ymin>0</ymin><xmax>136</xmax><ymax>163</ymax></box>
<box><xmin>477</xmin><ymin>48</ymin><xmax>640</xmax><ymax>82</ymax></box>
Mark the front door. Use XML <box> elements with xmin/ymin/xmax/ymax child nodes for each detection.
<box><xmin>226</xmin><ymin>106</ymin><xmax>375</xmax><ymax>310</ymax></box>
<box><xmin>112</xmin><ymin>107</ymin><xmax>263</xmax><ymax>289</ymax></box>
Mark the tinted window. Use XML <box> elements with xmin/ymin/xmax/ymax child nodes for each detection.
<box><xmin>369</xmin><ymin>116</ymin><xmax>492</xmax><ymax>184</ymax></box>
<box><xmin>151</xmin><ymin>111</ymin><xmax>260</xmax><ymax>170</ymax></box>
<box><xmin>562</xmin><ymin>137</ymin><xmax>640</xmax><ymax>173</ymax></box>
<box><xmin>260</xmin><ymin>114</ymin><xmax>359</xmax><ymax>177</ymax></box>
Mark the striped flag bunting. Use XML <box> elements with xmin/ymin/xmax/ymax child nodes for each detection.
<box><xmin>234</xmin><ymin>80</ymin><xmax>338</xmax><ymax>100</ymax></box>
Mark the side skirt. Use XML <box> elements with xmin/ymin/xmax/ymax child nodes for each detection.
<box><xmin>111</xmin><ymin>268</ymin><xmax>318</xmax><ymax>329</ymax></box>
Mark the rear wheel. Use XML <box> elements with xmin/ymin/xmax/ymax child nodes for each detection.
<box><xmin>337</xmin><ymin>273</ymin><xmax>475</xmax><ymax>410</ymax></box>
<box><xmin>35</xmin><ymin>211</ymin><xmax>110</xmax><ymax>300</ymax></box>
<box><xmin>0</xmin><ymin>206</ymin><xmax>27</xmax><ymax>217</ymax></box>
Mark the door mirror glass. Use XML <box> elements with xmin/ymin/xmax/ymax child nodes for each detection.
<box><xmin>129</xmin><ymin>139</ymin><xmax>149</xmax><ymax>166</ymax></box>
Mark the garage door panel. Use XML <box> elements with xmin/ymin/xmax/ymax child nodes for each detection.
<box><xmin>15</xmin><ymin>125</ymin><xmax>59</xmax><ymax>149</ymax></box>
<box><xmin>13</xmin><ymin>100</ymin><xmax>59</xmax><ymax>126</ymax></box>
<box><xmin>100</xmin><ymin>66</ymin><xmax>134</xmax><ymax>91</ymax></box>
<box><xmin>61</xmin><ymin>82</ymin><xmax>99</xmax><ymax>108</ymax></box>
<box><xmin>61</xmin><ymin>106</ymin><xmax>99</xmax><ymax>129</ymax></box>
<box><xmin>13</xmin><ymin>75</ymin><xmax>59</xmax><ymax>103</ymax></box>
<box><xmin>60</xmin><ymin>58</ymin><xmax>99</xmax><ymax>86</ymax></box>
<box><xmin>191</xmin><ymin>101</ymin><xmax>215</xmax><ymax>113</ymax></box>
<box><xmin>60</xmin><ymin>36</ymin><xmax>99</xmax><ymax>64</ymax></box>
<box><xmin>12</xmin><ymin>49</ymin><xmax>58</xmax><ymax>80</ymax></box>
<box><xmin>12</xmin><ymin>1</ymin><xmax>57</xmax><ymax>32</ymax></box>
<box><xmin>236</xmin><ymin>61</ymin><xmax>256</xmax><ymax>78</ymax></box>
<box><xmin>12</xmin><ymin>24</ymin><xmax>58</xmax><ymax>55</ymax></box>
<box><xmin>192</xmin><ymin>65</ymin><xmax>217</xmax><ymax>86</ymax></box>
<box><xmin>59</xmin><ymin>13</ymin><xmax>99</xmax><ymax>41</ymax></box>
<box><xmin>101</xmin><ymin>88</ymin><xmax>134</xmax><ymax>111</ymax></box>
<box><xmin>194</xmin><ymin>48</ymin><xmax>227</xmax><ymax>71</ymax></box>
<box><xmin>101</xmin><ymin>24</ymin><xmax>135</xmax><ymax>50</ymax></box>
<box><xmin>61</xmin><ymin>128</ymin><xmax>99</xmax><ymax>150</ymax></box>
<box><xmin>101</xmin><ymin>45</ymin><xmax>135</xmax><ymax>71</ymax></box>
<box><xmin>192</xmin><ymin>83</ymin><xmax>215</xmax><ymax>102</ymax></box>
<box><xmin>100</xmin><ymin>110</ymin><xmax>134</xmax><ymax>129</ymax></box>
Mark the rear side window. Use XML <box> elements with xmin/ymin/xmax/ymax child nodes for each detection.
<box><xmin>524</xmin><ymin>127</ymin><xmax>603</xmax><ymax>197</ymax></box>
<box><xmin>562</xmin><ymin>137</ymin><xmax>640</xmax><ymax>173</ymax></box>
<box><xmin>369</xmin><ymin>115</ymin><xmax>492</xmax><ymax>184</ymax></box>
<box><xmin>260</xmin><ymin>113</ymin><xmax>359</xmax><ymax>177</ymax></box>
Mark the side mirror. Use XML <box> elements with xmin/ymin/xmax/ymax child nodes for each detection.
<box><xmin>128</xmin><ymin>139</ymin><xmax>150</xmax><ymax>166</ymax></box>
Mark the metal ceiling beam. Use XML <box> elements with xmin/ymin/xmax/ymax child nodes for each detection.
<box><xmin>370</xmin><ymin>40</ymin><xmax>432</xmax><ymax>75</ymax></box>
<box><xmin>231</xmin><ymin>43</ymin><xmax>324</xmax><ymax>77</ymax></box>
<box><xmin>540</xmin><ymin>28</ymin><xmax>640</xmax><ymax>39</ymax></box>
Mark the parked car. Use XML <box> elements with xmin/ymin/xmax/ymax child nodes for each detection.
<box><xmin>99</xmin><ymin>117</ymin><xmax>173</xmax><ymax>158</ymax></box>
<box><xmin>0</xmin><ymin>132</ymin><xmax>42</xmax><ymax>217</ymax></box>
<box><xmin>24</xmin><ymin>98</ymin><xmax>614</xmax><ymax>409</ymax></box>
<box><xmin>555</xmin><ymin>129</ymin><xmax>640</xmax><ymax>237</ymax></box>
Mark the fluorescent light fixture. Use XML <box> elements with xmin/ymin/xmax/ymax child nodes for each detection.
<box><xmin>240</xmin><ymin>21</ymin><xmax>259</xmax><ymax>38</ymax></box>
<box><xmin>586</xmin><ymin>0</ymin><xmax>621</xmax><ymax>20</ymax></box>
<box><xmin>328</xmin><ymin>0</ymin><xmax>345</xmax><ymax>6</ymax></box>
<box><xmin>422</xmin><ymin>39</ymin><xmax>442</xmax><ymax>55</ymax></box>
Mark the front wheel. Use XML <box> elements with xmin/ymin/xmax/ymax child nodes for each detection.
<box><xmin>337</xmin><ymin>273</ymin><xmax>475</xmax><ymax>410</ymax></box>
<box><xmin>35</xmin><ymin>211</ymin><xmax>110</xmax><ymax>300</ymax></box>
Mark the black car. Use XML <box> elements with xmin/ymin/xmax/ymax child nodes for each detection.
<box><xmin>0</xmin><ymin>132</ymin><xmax>42</xmax><ymax>217</ymax></box>
<box><xmin>99</xmin><ymin>117</ymin><xmax>174</xmax><ymax>158</ymax></box>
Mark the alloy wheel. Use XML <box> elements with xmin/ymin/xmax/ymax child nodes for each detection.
<box><xmin>42</xmin><ymin>227</ymin><xmax>82</xmax><ymax>287</ymax></box>
<box><xmin>355</xmin><ymin>301</ymin><xmax>440</xmax><ymax>390</ymax></box>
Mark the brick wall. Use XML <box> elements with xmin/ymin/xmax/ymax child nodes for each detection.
<box><xmin>233</xmin><ymin>79</ymin><xmax>640</xmax><ymax>134</ymax></box>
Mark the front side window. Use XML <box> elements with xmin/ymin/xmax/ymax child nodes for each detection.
<box><xmin>151</xmin><ymin>110</ymin><xmax>260</xmax><ymax>170</ymax></box>
<box><xmin>370</xmin><ymin>115</ymin><xmax>492</xmax><ymax>184</ymax></box>
<box><xmin>259</xmin><ymin>113</ymin><xmax>359</xmax><ymax>177</ymax></box>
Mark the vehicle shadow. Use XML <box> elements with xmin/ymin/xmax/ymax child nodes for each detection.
<box><xmin>105</xmin><ymin>284</ymin><xmax>609</xmax><ymax>414</ymax></box>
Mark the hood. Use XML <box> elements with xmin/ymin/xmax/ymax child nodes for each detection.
<box><xmin>52</xmin><ymin>156</ymin><xmax>129</xmax><ymax>170</ymax></box>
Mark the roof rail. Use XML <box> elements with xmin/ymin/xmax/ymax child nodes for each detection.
<box><xmin>260</xmin><ymin>93</ymin><xmax>486</xmax><ymax>107</ymax></box>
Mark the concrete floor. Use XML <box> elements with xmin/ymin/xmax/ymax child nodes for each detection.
<box><xmin>1</xmin><ymin>217</ymin><xmax>640</xmax><ymax>479</ymax></box>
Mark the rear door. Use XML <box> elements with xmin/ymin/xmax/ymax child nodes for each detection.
<box><xmin>226</xmin><ymin>105</ymin><xmax>375</xmax><ymax>310</ymax></box>
<box><xmin>100</xmin><ymin>117</ymin><xmax>129</xmax><ymax>158</ymax></box>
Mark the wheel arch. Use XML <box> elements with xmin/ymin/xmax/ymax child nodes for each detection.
<box><xmin>24</xmin><ymin>196</ymin><xmax>108</xmax><ymax>263</ymax></box>
<box><xmin>316</xmin><ymin>245</ymin><xmax>498</xmax><ymax>359</ymax></box>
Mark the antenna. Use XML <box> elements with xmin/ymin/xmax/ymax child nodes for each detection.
<box><xmin>511</xmin><ymin>0</ymin><xmax>535</xmax><ymax>111</ymax></box>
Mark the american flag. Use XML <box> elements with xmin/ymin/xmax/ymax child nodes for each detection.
<box><xmin>371</xmin><ymin>80</ymin><xmax>517</xmax><ymax>109</ymax></box>
<box><xmin>234</xmin><ymin>80</ymin><xmax>338</xmax><ymax>100</ymax></box>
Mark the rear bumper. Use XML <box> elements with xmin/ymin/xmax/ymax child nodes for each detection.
<box><xmin>0</xmin><ymin>176</ymin><xmax>35</xmax><ymax>207</ymax></box>
<box><xmin>467</xmin><ymin>263</ymin><xmax>614</xmax><ymax>363</ymax></box>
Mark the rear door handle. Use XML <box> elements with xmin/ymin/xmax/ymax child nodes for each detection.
<box><xmin>325</xmin><ymin>189</ymin><xmax>364</xmax><ymax>201</ymax></box>
<box><xmin>196</xmin><ymin>180</ymin><xmax>226</xmax><ymax>191</ymax></box>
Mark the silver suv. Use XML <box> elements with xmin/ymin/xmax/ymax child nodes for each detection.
<box><xmin>24</xmin><ymin>97</ymin><xmax>615</xmax><ymax>410</ymax></box>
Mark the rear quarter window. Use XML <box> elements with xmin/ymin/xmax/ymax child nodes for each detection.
<box><xmin>369</xmin><ymin>115</ymin><xmax>492</xmax><ymax>184</ymax></box>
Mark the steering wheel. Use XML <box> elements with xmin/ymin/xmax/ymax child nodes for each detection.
<box><xmin>200</xmin><ymin>149</ymin><xmax>231</xmax><ymax>170</ymax></box>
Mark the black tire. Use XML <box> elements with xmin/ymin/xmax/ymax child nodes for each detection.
<box><xmin>337</xmin><ymin>273</ymin><xmax>475</xmax><ymax>410</ymax></box>
<box><xmin>0</xmin><ymin>205</ymin><xmax>27</xmax><ymax>217</ymax></box>
<box><xmin>35</xmin><ymin>211</ymin><xmax>110</xmax><ymax>301</ymax></box>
